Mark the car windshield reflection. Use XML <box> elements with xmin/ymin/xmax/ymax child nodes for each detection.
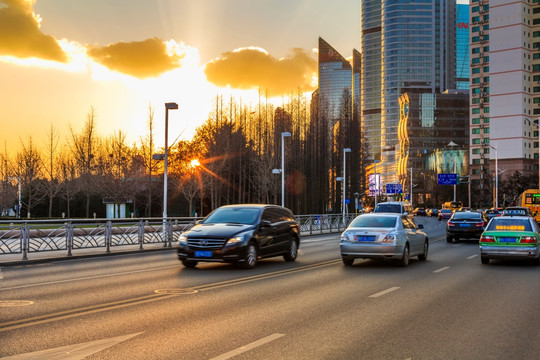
<box><xmin>203</xmin><ymin>208</ymin><xmax>260</xmax><ymax>225</ymax></box>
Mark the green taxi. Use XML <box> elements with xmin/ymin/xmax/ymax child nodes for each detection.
<box><xmin>479</xmin><ymin>215</ymin><xmax>540</xmax><ymax>265</ymax></box>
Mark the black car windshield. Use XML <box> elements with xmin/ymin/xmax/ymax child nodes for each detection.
<box><xmin>452</xmin><ymin>212</ymin><xmax>482</xmax><ymax>220</ymax></box>
<box><xmin>203</xmin><ymin>208</ymin><xmax>260</xmax><ymax>225</ymax></box>
<box><xmin>374</xmin><ymin>204</ymin><xmax>401</xmax><ymax>213</ymax></box>
<box><xmin>486</xmin><ymin>218</ymin><xmax>532</xmax><ymax>232</ymax></box>
<box><xmin>349</xmin><ymin>215</ymin><xmax>397</xmax><ymax>228</ymax></box>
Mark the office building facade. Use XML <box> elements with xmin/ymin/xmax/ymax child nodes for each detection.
<box><xmin>361</xmin><ymin>0</ymin><xmax>457</xmax><ymax>185</ymax></box>
<box><xmin>470</xmin><ymin>0</ymin><xmax>540</xmax><ymax>204</ymax></box>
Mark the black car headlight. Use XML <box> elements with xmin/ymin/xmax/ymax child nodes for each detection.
<box><xmin>226</xmin><ymin>236</ymin><xmax>244</xmax><ymax>246</ymax></box>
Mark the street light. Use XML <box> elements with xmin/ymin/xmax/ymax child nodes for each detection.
<box><xmin>272</xmin><ymin>132</ymin><xmax>291</xmax><ymax>207</ymax></box>
<box><xmin>525</xmin><ymin>118</ymin><xmax>540</xmax><ymax>189</ymax></box>
<box><xmin>373</xmin><ymin>160</ymin><xmax>380</xmax><ymax>207</ymax></box>
<box><xmin>342</xmin><ymin>148</ymin><xmax>351</xmax><ymax>217</ymax></box>
<box><xmin>448</xmin><ymin>141</ymin><xmax>458</xmax><ymax>202</ymax></box>
<box><xmin>485</xmin><ymin>142</ymin><xmax>498</xmax><ymax>209</ymax></box>
<box><xmin>163</xmin><ymin>102</ymin><xmax>178</xmax><ymax>247</ymax></box>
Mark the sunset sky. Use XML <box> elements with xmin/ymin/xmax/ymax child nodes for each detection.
<box><xmin>0</xmin><ymin>0</ymin><xmax>361</xmax><ymax>155</ymax></box>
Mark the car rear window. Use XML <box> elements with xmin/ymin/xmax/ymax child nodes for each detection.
<box><xmin>350</xmin><ymin>216</ymin><xmax>398</xmax><ymax>228</ymax></box>
<box><xmin>452</xmin><ymin>212</ymin><xmax>482</xmax><ymax>220</ymax></box>
<box><xmin>204</xmin><ymin>208</ymin><xmax>260</xmax><ymax>225</ymax></box>
<box><xmin>374</xmin><ymin>204</ymin><xmax>401</xmax><ymax>213</ymax></box>
<box><xmin>486</xmin><ymin>218</ymin><xmax>532</xmax><ymax>232</ymax></box>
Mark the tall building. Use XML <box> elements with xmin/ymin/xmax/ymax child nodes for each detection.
<box><xmin>397</xmin><ymin>91</ymin><xmax>469</xmax><ymax>205</ymax></box>
<box><xmin>318</xmin><ymin>37</ymin><xmax>353</xmax><ymax>125</ymax></box>
<box><xmin>361</xmin><ymin>0</ymin><xmax>457</xmax><ymax>184</ymax></box>
<box><xmin>469</xmin><ymin>0</ymin><xmax>540</xmax><ymax>205</ymax></box>
<box><xmin>456</xmin><ymin>1</ymin><xmax>470</xmax><ymax>89</ymax></box>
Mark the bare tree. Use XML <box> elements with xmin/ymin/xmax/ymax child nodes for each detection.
<box><xmin>44</xmin><ymin>124</ymin><xmax>61</xmax><ymax>217</ymax></box>
<box><xmin>69</xmin><ymin>107</ymin><xmax>99</xmax><ymax>218</ymax></box>
<box><xmin>58</xmin><ymin>150</ymin><xmax>78</xmax><ymax>218</ymax></box>
<box><xmin>15</xmin><ymin>137</ymin><xmax>44</xmax><ymax>218</ymax></box>
<box><xmin>139</xmin><ymin>104</ymin><xmax>161</xmax><ymax>216</ymax></box>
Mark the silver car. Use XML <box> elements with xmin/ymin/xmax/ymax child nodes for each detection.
<box><xmin>340</xmin><ymin>213</ymin><xmax>429</xmax><ymax>266</ymax></box>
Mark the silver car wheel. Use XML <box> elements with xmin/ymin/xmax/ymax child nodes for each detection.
<box><xmin>399</xmin><ymin>244</ymin><xmax>410</xmax><ymax>267</ymax></box>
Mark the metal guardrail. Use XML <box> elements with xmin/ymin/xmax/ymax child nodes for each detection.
<box><xmin>0</xmin><ymin>214</ymin><xmax>355</xmax><ymax>261</ymax></box>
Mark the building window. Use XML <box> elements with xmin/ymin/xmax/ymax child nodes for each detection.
<box><xmin>473</xmin><ymin>139</ymin><xmax>481</xmax><ymax>144</ymax></box>
<box><xmin>472</xmin><ymin>108</ymin><xmax>481</xmax><ymax>114</ymax></box>
<box><xmin>472</xmin><ymin>128</ymin><xmax>480</xmax><ymax>134</ymax></box>
<box><xmin>484</xmin><ymin>128</ymin><xmax>490</xmax><ymax>133</ymax></box>
<box><xmin>472</xmin><ymin>118</ymin><xmax>481</xmax><ymax>124</ymax></box>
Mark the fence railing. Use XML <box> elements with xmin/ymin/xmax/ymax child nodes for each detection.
<box><xmin>0</xmin><ymin>214</ymin><xmax>355</xmax><ymax>261</ymax></box>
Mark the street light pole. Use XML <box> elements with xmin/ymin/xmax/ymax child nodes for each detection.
<box><xmin>448</xmin><ymin>141</ymin><xmax>458</xmax><ymax>202</ymax></box>
<box><xmin>280</xmin><ymin>132</ymin><xmax>291</xmax><ymax>207</ymax></box>
<box><xmin>374</xmin><ymin>160</ymin><xmax>380</xmax><ymax>208</ymax></box>
<box><xmin>163</xmin><ymin>102</ymin><xmax>178</xmax><ymax>247</ymax></box>
<box><xmin>342</xmin><ymin>148</ymin><xmax>351</xmax><ymax>216</ymax></box>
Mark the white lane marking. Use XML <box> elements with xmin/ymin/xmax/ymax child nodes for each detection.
<box><xmin>467</xmin><ymin>255</ymin><xmax>478</xmax><ymax>259</ymax></box>
<box><xmin>433</xmin><ymin>266</ymin><xmax>451</xmax><ymax>273</ymax></box>
<box><xmin>369</xmin><ymin>287</ymin><xmax>400</xmax><ymax>298</ymax></box>
<box><xmin>0</xmin><ymin>265</ymin><xmax>181</xmax><ymax>292</ymax></box>
<box><xmin>0</xmin><ymin>332</ymin><xmax>143</xmax><ymax>359</ymax></box>
<box><xmin>209</xmin><ymin>333</ymin><xmax>285</xmax><ymax>360</ymax></box>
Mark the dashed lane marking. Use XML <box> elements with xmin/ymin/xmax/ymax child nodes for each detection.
<box><xmin>369</xmin><ymin>287</ymin><xmax>400</xmax><ymax>298</ymax></box>
<box><xmin>467</xmin><ymin>255</ymin><xmax>478</xmax><ymax>259</ymax></box>
<box><xmin>209</xmin><ymin>333</ymin><xmax>285</xmax><ymax>360</ymax></box>
<box><xmin>433</xmin><ymin>266</ymin><xmax>451</xmax><ymax>273</ymax></box>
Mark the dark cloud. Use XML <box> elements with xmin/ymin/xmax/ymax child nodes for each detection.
<box><xmin>204</xmin><ymin>47</ymin><xmax>317</xmax><ymax>96</ymax></box>
<box><xmin>87</xmin><ymin>38</ymin><xmax>184</xmax><ymax>78</ymax></box>
<box><xmin>0</xmin><ymin>0</ymin><xmax>67</xmax><ymax>62</ymax></box>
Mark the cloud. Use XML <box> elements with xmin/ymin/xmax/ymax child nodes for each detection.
<box><xmin>87</xmin><ymin>38</ymin><xmax>186</xmax><ymax>79</ymax></box>
<box><xmin>0</xmin><ymin>0</ymin><xmax>67</xmax><ymax>62</ymax></box>
<box><xmin>204</xmin><ymin>47</ymin><xmax>317</xmax><ymax>96</ymax></box>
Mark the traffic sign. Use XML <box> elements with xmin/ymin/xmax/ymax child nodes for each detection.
<box><xmin>438</xmin><ymin>173</ymin><xmax>458</xmax><ymax>185</ymax></box>
<box><xmin>385</xmin><ymin>183</ymin><xmax>403</xmax><ymax>194</ymax></box>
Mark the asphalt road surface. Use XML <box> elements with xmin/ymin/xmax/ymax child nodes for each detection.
<box><xmin>1</xmin><ymin>217</ymin><xmax>540</xmax><ymax>360</ymax></box>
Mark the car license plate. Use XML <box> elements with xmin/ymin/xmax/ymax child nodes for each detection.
<box><xmin>498</xmin><ymin>237</ymin><xmax>516</xmax><ymax>243</ymax></box>
<box><xmin>195</xmin><ymin>250</ymin><xmax>213</xmax><ymax>257</ymax></box>
<box><xmin>356</xmin><ymin>236</ymin><xmax>375</xmax><ymax>242</ymax></box>
<box><xmin>460</xmin><ymin>223</ymin><xmax>471</xmax><ymax>227</ymax></box>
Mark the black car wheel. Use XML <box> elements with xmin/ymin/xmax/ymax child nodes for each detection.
<box><xmin>242</xmin><ymin>242</ymin><xmax>258</xmax><ymax>269</ymax></box>
<box><xmin>182</xmin><ymin>260</ymin><xmax>198</xmax><ymax>268</ymax></box>
<box><xmin>283</xmin><ymin>238</ymin><xmax>299</xmax><ymax>262</ymax></box>
<box><xmin>446</xmin><ymin>236</ymin><xmax>453</xmax><ymax>243</ymax></box>
<box><xmin>399</xmin><ymin>244</ymin><xmax>410</xmax><ymax>267</ymax></box>
<box><xmin>418</xmin><ymin>239</ymin><xmax>428</xmax><ymax>261</ymax></box>
<box><xmin>342</xmin><ymin>257</ymin><xmax>354</xmax><ymax>266</ymax></box>
<box><xmin>481</xmin><ymin>256</ymin><xmax>490</xmax><ymax>265</ymax></box>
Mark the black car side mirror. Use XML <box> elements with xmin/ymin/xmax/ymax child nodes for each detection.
<box><xmin>260</xmin><ymin>220</ymin><xmax>272</xmax><ymax>228</ymax></box>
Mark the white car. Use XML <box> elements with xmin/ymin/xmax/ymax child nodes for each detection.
<box><xmin>340</xmin><ymin>213</ymin><xmax>429</xmax><ymax>266</ymax></box>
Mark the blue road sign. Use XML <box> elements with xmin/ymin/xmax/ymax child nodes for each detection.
<box><xmin>438</xmin><ymin>173</ymin><xmax>457</xmax><ymax>185</ymax></box>
<box><xmin>385</xmin><ymin>183</ymin><xmax>403</xmax><ymax>194</ymax></box>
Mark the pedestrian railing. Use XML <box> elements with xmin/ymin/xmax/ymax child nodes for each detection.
<box><xmin>0</xmin><ymin>214</ymin><xmax>355</xmax><ymax>261</ymax></box>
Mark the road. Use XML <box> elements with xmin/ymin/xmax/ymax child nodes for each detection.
<box><xmin>1</xmin><ymin>217</ymin><xmax>540</xmax><ymax>359</ymax></box>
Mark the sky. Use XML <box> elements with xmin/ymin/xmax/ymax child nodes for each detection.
<box><xmin>0</xmin><ymin>0</ymin><xmax>361</xmax><ymax>155</ymax></box>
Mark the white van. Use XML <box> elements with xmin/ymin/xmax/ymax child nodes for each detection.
<box><xmin>373</xmin><ymin>201</ymin><xmax>413</xmax><ymax>217</ymax></box>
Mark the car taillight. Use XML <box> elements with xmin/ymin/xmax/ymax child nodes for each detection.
<box><xmin>447</xmin><ymin>221</ymin><xmax>455</xmax><ymax>227</ymax></box>
<box><xmin>475</xmin><ymin>222</ymin><xmax>484</xmax><ymax>227</ymax></box>
<box><xmin>480</xmin><ymin>235</ymin><xmax>495</xmax><ymax>242</ymax></box>
<box><xmin>520</xmin><ymin>236</ymin><xmax>537</xmax><ymax>244</ymax></box>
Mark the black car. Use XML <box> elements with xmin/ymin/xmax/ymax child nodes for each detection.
<box><xmin>446</xmin><ymin>211</ymin><xmax>486</xmax><ymax>243</ymax></box>
<box><xmin>484</xmin><ymin>209</ymin><xmax>501</xmax><ymax>221</ymax></box>
<box><xmin>414</xmin><ymin>207</ymin><xmax>427</xmax><ymax>216</ymax></box>
<box><xmin>177</xmin><ymin>204</ymin><xmax>300</xmax><ymax>269</ymax></box>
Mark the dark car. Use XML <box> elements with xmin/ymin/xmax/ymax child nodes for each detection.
<box><xmin>414</xmin><ymin>207</ymin><xmax>427</xmax><ymax>216</ymax></box>
<box><xmin>484</xmin><ymin>209</ymin><xmax>501</xmax><ymax>221</ymax></box>
<box><xmin>438</xmin><ymin>209</ymin><xmax>453</xmax><ymax>221</ymax></box>
<box><xmin>177</xmin><ymin>204</ymin><xmax>300</xmax><ymax>269</ymax></box>
<box><xmin>446</xmin><ymin>211</ymin><xmax>486</xmax><ymax>243</ymax></box>
<box><xmin>427</xmin><ymin>208</ymin><xmax>439</xmax><ymax>217</ymax></box>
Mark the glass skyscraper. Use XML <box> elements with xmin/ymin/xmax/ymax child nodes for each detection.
<box><xmin>361</xmin><ymin>0</ymin><xmax>456</xmax><ymax>183</ymax></box>
<box><xmin>456</xmin><ymin>2</ymin><xmax>469</xmax><ymax>90</ymax></box>
<box><xmin>318</xmin><ymin>37</ymin><xmax>353</xmax><ymax>125</ymax></box>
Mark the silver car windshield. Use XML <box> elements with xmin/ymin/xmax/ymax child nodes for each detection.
<box><xmin>203</xmin><ymin>208</ymin><xmax>260</xmax><ymax>225</ymax></box>
<box><xmin>349</xmin><ymin>216</ymin><xmax>398</xmax><ymax>228</ymax></box>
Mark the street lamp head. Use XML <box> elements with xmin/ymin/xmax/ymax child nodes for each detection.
<box><xmin>282</xmin><ymin>132</ymin><xmax>291</xmax><ymax>137</ymax></box>
<box><xmin>336</xmin><ymin>177</ymin><xmax>343</xmax><ymax>181</ymax></box>
<box><xmin>165</xmin><ymin>102</ymin><xmax>178</xmax><ymax>110</ymax></box>
<box><xmin>272</xmin><ymin>169</ymin><xmax>282</xmax><ymax>174</ymax></box>
<box><xmin>344</xmin><ymin>148</ymin><xmax>351</xmax><ymax>153</ymax></box>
